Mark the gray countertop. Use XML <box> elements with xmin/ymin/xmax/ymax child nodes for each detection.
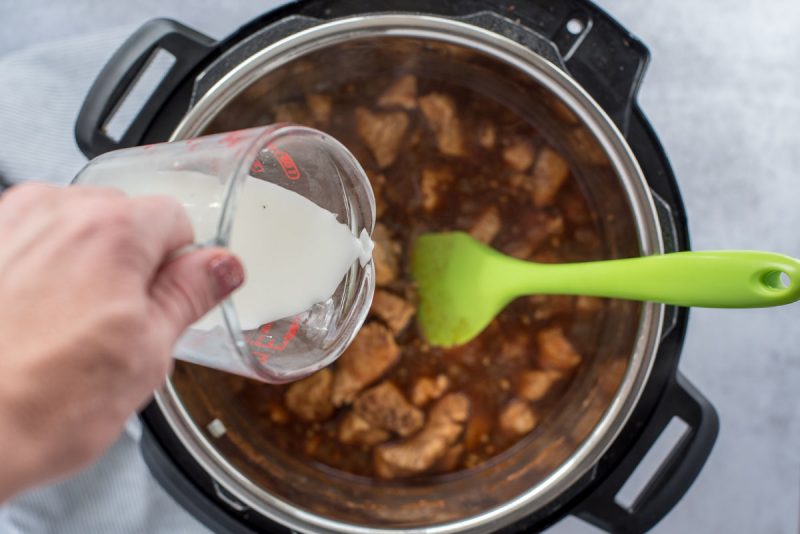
<box><xmin>0</xmin><ymin>1</ymin><xmax>797</xmax><ymax>532</ymax></box>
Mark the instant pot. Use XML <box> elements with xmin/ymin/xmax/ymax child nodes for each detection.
<box><xmin>74</xmin><ymin>1</ymin><xmax>719</xmax><ymax>532</ymax></box>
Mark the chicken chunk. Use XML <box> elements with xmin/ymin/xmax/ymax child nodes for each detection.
<box><xmin>355</xmin><ymin>381</ymin><xmax>424</xmax><ymax>437</ymax></box>
<box><xmin>372</xmin><ymin>223</ymin><xmax>401</xmax><ymax>286</ymax></box>
<box><xmin>498</xmin><ymin>331</ymin><xmax>531</xmax><ymax>362</ymax></box>
<box><xmin>468</xmin><ymin>206</ymin><xmax>502</xmax><ymax>244</ymax></box>
<box><xmin>411</xmin><ymin>374</ymin><xmax>449</xmax><ymax>407</ymax></box>
<box><xmin>576</xmin><ymin>296</ymin><xmax>603</xmax><ymax>312</ymax></box>
<box><xmin>419</xmin><ymin>93</ymin><xmax>465</xmax><ymax>157</ymax></box>
<box><xmin>437</xmin><ymin>443</ymin><xmax>465</xmax><ymax>472</ymax></box>
<box><xmin>478</xmin><ymin>122</ymin><xmax>496</xmax><ymax>149</ymax></box>
<box><xmin>306</xmin><ymin>93</ymin><xmax>332</xmax><ymax>126</ymax></box>
<box><xmin>537</xmin><ymin>327</ymin><xmax>582</xmax><ymax>371</ymax></box>
<box><xmin>570</xmin><ymin>127</ymin><xmax>608</xmax><ymax>165</ymax></box>
<box><xmin>531</xmin><ymin>147</ymin><xmax>570</xmax><ymax>207</ymax></box>
<box><xmin>499</xmin><ymin>399</ymin><xmax>538</xmax><ymax>435</ymax></box>
<box><xmin>374</xmin><ymin>393</ymin><xmax>470</xmax><ymax>478</ymax></box>
<box><xmin>420</xmin><ymin>167</ymin><xmax>454</xmax><ymax>213</ymax></box>
<box><xmin>463</xmin><ymin>407</ymin><xmax>491</xmax><ymax>450</ymax></box>
<box><xmin>378</xmin><ymin>74</ymin><xmax>417</xmax><ymax>110</ymax></box>
<box><xmin>550</xmin><ymin>97</ymin><xmax>580</xmax><ymax>125</ymax></box>
<box><xmin>284</xmin><ymin>369</ymin><xmax>334</xmax><ymax>422</ymax></box>
<box><xmin>356</xmin><ymin>107</ymin><xmax>409</xmax><ymax>168</ymax></box>
<box><xmin>522</xmin><ymin>210</ymin><xmax>565</xmax><ymax>257</ymax></box>
<box><xmin>266</xmin><ymin>403</ymin><xmax>290</xmax><ymax>424</ymax></box>
<box><xmin>501</xmin><ymin>239</ymin><xmax>534</xmax><ymax>261</ymax></box>
<box><xmin>332</xmin><ymin>323</ymin><xmax>401</xmax><ymax>406</ymax></box>
<box><xmin>528</xmin><ymin>295</ymin><xmax>574</xmax><ymax>321</ymax></box>
<box><xmin>273</xmin><ymin>101</ymin><xmax>313</xmax><ymax>126</ymax></box>
<box><xmin>338</xmin><ymin>411</ymin><xmax>390</xmax><ymax>446</ymax></box>
<box><xmin>502</xmin><ymin>140</ymin><xmax>537</xmax><ymax>171</ymax></box>
<box><xmin>367</xmin><ymin>172</ymin><xmax>388</xmax><ymax>218</ymax></box>
<box><xmin>518</xmin><ymin>369</ymin><xmax>563</xmax><ymax>401</ymax></box>
<box><xmin>370</xmin><ymin>289</ymin><xmax>415</xmax><ymax>334</ymax></box>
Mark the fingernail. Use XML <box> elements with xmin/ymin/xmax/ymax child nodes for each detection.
<box><xmin>209</xmin><ymin>254</ymin><xmax>245</xmax><ymax>299</ymax></box>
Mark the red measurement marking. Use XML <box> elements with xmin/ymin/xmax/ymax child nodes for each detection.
<box><xmin>265</xmin><ymin>319</ymin><xmax>300</xmax><ymax>351</ymax></box>
<box><xmin>142</xmin><ymin>144</ymin><xmax>156</xmax><ymax>150</ymax></box>
<box><xmin>219</xmin><ymin>130</ymin><xmax>247</xmax><ymax>148</ymax></box>
<box><xmin>269</xmin><ymin>146</ymin><xmax>301</xmax><ymax>180</ymax></box>
<box><xmin>245</xmin><ymin>317</ymin><xmax>300</xmax><ymax>364</ymax></box>
<box><xmin>250</xmin><ymin>159</ymin><xmax>265</xmax><ymax>174</ymax></box>
<box><xmin>247</xmin><ymin>323</ymin><xmax>273</xmax><ymax>349</ymax></box>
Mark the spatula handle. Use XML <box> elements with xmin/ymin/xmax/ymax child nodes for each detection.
<box><xmin>515</xmin><ymin>251</ymin><xmax>800</xmax><ymax>308</ymax></box>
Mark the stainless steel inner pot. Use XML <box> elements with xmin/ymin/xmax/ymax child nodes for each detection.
<box><xmin>154</xmin><ymin>14</ymin><xmax>665</xmax><ymax>533</ymax></box>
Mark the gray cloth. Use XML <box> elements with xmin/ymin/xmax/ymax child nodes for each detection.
<box><xmin>0</xmin><ymin>2</ymin><xmax>798</xmax><ymax>533</ymax></box>
<box><xmin>0</xmin><ymin>26</ymin><xmax>211</xmax><ymax>534</ymax></box>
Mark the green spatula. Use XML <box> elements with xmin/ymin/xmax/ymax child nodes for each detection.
<box><xmin>411</xmin><ymin>231</ymin><xmax>800</xmax><ymax>347</ymax></box>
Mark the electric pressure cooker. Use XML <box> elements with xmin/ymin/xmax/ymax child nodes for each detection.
<box><xmin>74</xmin><ymin>1</ymin><xmax>719</xmax><ymax>532</ymax></box>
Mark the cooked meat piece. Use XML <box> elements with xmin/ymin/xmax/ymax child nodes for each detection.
<box><xmin>266</xmin><ymin>403</ymin><xmax>290</xmax><ymax>424</ymax></box>
<box><xmin>332</xmin><ymin>323</ymin><xmax>401</xmax><ymax>406</ymax></box>
<box><xmin>356</xmin><ymin>107</ymin><xmax>409</xmax><ymax>168</ymax></box>
<box><xmin>374</xmin><ymin>393</ymin><xmax>470</xmax><ymax>478</ymax></box>
<box><xmin>273</xmin><ymin>101</ymin><xmax>313</xmax><ymax>125</ymax></box>
<box><xmin>523</xmin><ymin>210</ymin><xmax>564</xmax><ymax>252</ymax></box>
<box><xmin>499</xmin><ymin>399</ymin><xmax>538</xmax><ymax>435</ymax></box>
<box><xmin>468</xmin><ymin>206</ymin><xmax>501</xmax><ymax>244</ymax></box>
<box><xmin>372</xmin><ymin>223</ymin><xmax>401</xmax><ymax>286</ymax></box>
<box><xmin>463</xmin><ymin>407</ymin><xmax>491</xmax><ymax>450</ymax></box>
<box><xmin>550</xmin><ymin>97</ymin><xmax>580</xmax><ymax>125</ymax></box>
<box><xmin>370</xmin><ymin>290</ymin><xmax>415</xmax><ymax>334</ymax></box>
<box><xmin>574</xmin><ymin>227</ymin><xmax>601</xmax><ymax>250</ymax></box>
<box><xmin>378</xmin><ymin>74</ymin><xmax>417</xmax><ymax>110</ymax></box>
<box><xmin>355</xmin><ymin>381</ymin><xmax>424</xmax><ymax>437</ymax></box>
<box><xmin>419</xmin><ymin>93</ymin><xmax>465</xmax><ymax>157</ymax></box>
<box><xmin>518</xmin><ymin>369</ymin><xmax>563</xmax><ymax>401</ymax></box>
<box><xmin>306</xmin><ymin>93</ymin><xmax>332</xmax><ymax>126</ymax></box>
<box><xmin>502</xmin><ymin>140</ymin><xmax>536</xmax><ymax>171</ymax></box>
<box><xmin>576</xmin><ymin>296</ymin><xmax>603</xmax><ymax>312</ymax></box>
<box><xmin>537</xmin><ymin>327</ymin><xmax>582</xmax><ymax>371</ymax></box>
<box><xmin>562</xmin><ymin>191</ymin><xmax>592</xmax><ymax>225</ymax></box>
<box><xmin>478</xmin><ymin>122</ymin><xmax>496</xmax><ymax>149</ymax></box>
<box><xmin>570</xmin><ymin>127</ymin><xmax>608</xmax><ymax>165</ymax></box>
<box><xmin>304</xmin><ymin>434</ymin><xmax>321</xmax><ymax>456</ymax></box>
<box><xmin>501</xmin><ymin>239</ymin><xmax>534</xmax><ymax>261</ymax></box>
<box><xmin>367</xmin><ymin>172</ymin><xmax>388</xmax><ymax>217</ymax></box>
<box><xmin>338</xmin><ymin>411</ymin><xmax>391</xmax><ymax>446</ymax></box>
<box><xmin>499</xmin><ymin>331</ymin><xmax>531</xmax><ymax>362</ymax></box>
<box><xmin>437</xmin><ymin>443</ymin><xmax>465</xmax><ymax>472</ymax></box>
<box><xmin>528</xmin><ymin>295</ymin><xmax>574</xmax><ymax>320</ymax></box>
<box><xmin>420</xmin><ymin>167</ymin><xmax>454</xmax><ymax>212</ymax></box>
<box><xmin>599</xmin><ymin>357</ymin><xmax>628</xmax><ymax>396</ymax></box>
<box><xmin>284</xmin><ymin>369</ymin><xmax>334</xmax><ymax>422</ymax></box>
<box><xmin>531</xmin><ymin>147</ymin><xmax>570</xmax><ymax>207</ymax></box>
<box><xmin>411</xmin><ymin>374</ymin><xmax>449</xmax><ymax>407</ymax></box>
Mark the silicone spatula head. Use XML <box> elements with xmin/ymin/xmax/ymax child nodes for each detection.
<box><xmin>411</xmin><ymin>231</ymin><xmax>510</xmax><ymax>348</ymax></box>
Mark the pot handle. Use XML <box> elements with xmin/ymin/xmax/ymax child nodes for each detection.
<box><xmin>75</xmin><ymin>18</ymin><xmax>214</xmax><ymax>160</ymax></box>
<box><xmin>574</xmin><ymin>372</ymin><xmax>718</xmax><ymax>533</ymax></box>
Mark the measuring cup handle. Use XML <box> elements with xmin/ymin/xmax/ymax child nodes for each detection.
<box><xmin>75</xmin><ymin>19</ymin><xmax>214</xmax><ymax>159</ymax></box>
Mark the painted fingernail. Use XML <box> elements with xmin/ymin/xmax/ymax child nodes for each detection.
<box><xmin>209</xmin><ymin>254</ymin><xmax>245</xmax><ymax>299</ymax></box>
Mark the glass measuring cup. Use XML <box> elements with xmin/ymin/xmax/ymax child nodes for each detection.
<box><xmin>73</xmin><ymin>125</ymin><xmax>376</xmax><ymax>383</ymax></box>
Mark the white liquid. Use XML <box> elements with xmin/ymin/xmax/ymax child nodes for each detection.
<box><xmin>84</xmin><ymin>169</ymin><xmax>372</xmax><ymax>330</ymax></box>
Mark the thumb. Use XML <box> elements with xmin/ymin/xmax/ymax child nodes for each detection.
<box><xmin>149</xmin><ymin>248</ymin><xmax>245</xmax><ymax>339</ymax></box>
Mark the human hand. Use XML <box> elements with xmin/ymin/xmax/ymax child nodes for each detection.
<box><xmin>0</xmin><ymin>183</ymin><xmax>244</xmax><ymax>501</ymax></box>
